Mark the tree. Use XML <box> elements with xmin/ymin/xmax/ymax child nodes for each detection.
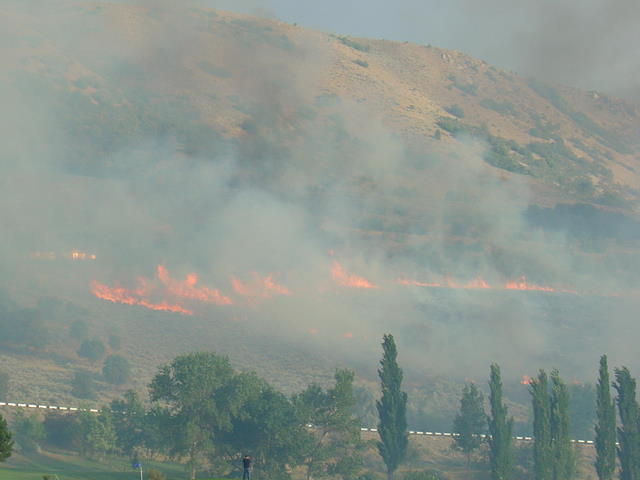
<box><xmin>71</xmin><ymin>370</ymin><xmax>96</xmax><ymax>399</ymax></box>
<box><xmin>77</xmin><ymin>339</ymin><xmax>105</xmax><ymax>362</ymax></box>
<box><xmin>110</xmin><ymin>390</ymin><xmax>147</xmax><ymax>456</ymax></box>
<box><xmin>550</xmin><ymin>369</ymin><xmax>573</xmax><ymax>480</ymax></box>
<box><xmin>376</xmin><ymin>334</ymin><xmax>408</xmax><ymax>480</ymax></box>
<box><xmin>487</xmin><ymin>363</ymin><xmax>513</xmax><ymax>480</ymax></box>
<box><xmin>614</xmin><ymin>367</ymin><xmax>640</xmax><ymax>480</ymax></box>
<box><xmin>0</xmin><ymin>413</ymin><xmax>13</xmax><ymax>462</ymax></box>
<box><xmin>149</xmin><ymin>352</ymin><xmax>251</xmax><ymax>480</ymax></box>
<box><xmin>225</xmin><ymin>375</ymin><xmax>309</xmax><ymax>480</ymax></box>
<box><xmin>103</xmin><ymin>355</ymin><xmax>131</xmax><ymax>385</ymax></box>
<box><xmin>294</xmin><ymin>369</ymin><xmax>364</xmax><ymax>480</ymax></box>
<box><xmin>452</xmin><ymin>382</ymin><xmax>486</xmax><ymax>466</ymax></box>
<box><xmin>13</xmin><ymin>411</ymin><xmax>45</xmax><ymax>452</ymax></box>
<box><xmin>77</xmin><ymin>409</ymin><xmax>116</xmax><ymax>459</ymax></box>
<box><xmin>594</xmin><ymin>355</ymin><xmax>616</xmax><ymax>480</ymax></box>
<box><xmin>530</xmin><ymin>370</ymin><xmax>551</xmax><ymax>480</ymax></box>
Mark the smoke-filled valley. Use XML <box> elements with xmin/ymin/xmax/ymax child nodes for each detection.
<box><xmin>1</xmin><ymin>0</ymin><xmax>640</xmax><ymax>445</ymax></box>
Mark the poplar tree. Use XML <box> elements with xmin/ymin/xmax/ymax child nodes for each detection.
<box><xmin>0</xmin><ymin>413</ymin><xmax>12</xmax><ymax>462</ymax></box>
<box><xmin>550</xmin><ymin>369</ymin><xmax>573</xmax><ymax>480</ymax></box>
<box><xmin>530</xmin><ymin>370</ymin><xmax>552</xmax><ymax>480</ymax></box>
<box><xmin>487</xmin><ymin>363</ymin><xmax>513</xmax><ymax>480</ymax></box>
<box><xmin>614</xmin><ymin>367</ymin><xmax>640</xmax><ymax>480</ymax></box>
<box><xmin>594</xmin><ymin>355</ymin><xmax>616</xmax><ymax>480</ymax></box>
<box><xmin>376</xmin><ymin>334</ymin><xmax>408</xmax><ymax>480</ymax></box>
<box><xmin>453</xmin><ymin>382</ymin><xmax>486</xmax><ymax>466</ymax></box>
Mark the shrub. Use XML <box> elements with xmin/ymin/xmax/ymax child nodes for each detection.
<box><xmin>444</xmin><ymin>104</ymin><xmax>464</xmax><ymax>118</ymax></box>
<box><xmin>148</xmin><ymin>469</ymin><xmax>167</xmax><ymax>480</ymax></box>
<box><xmin>353</xmin><ymin>59</ymin><xmax>369</xmax><ymax>68</ymax></box>
<box><xmin>103</xmin><ymin>355</ymin><xmax>131</xmax><ymax>385</ymax></box>
<box><xmin>78</xmin><ymin>339</ymin><xmax>105</xmax><ymax>362</ymax></box>
<box><xmin>337</xmin><ymin>36</ymin><xmax>370</xmax><ymax>52</ymax></box>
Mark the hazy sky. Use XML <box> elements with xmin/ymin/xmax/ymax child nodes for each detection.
<box><xmin>206</xmin><ymin>0</ymin><xmax>640</xmax><ymax>101</ymax></box>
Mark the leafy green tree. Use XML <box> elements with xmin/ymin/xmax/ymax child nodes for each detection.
<box><xmin>43</xmin><ymin>413</ymin><xmax>80</xmax><ymax>450</ymax></box>
<box><xmin>376</xmin><ymin>334</ymin><xmax>408</xmax><ymax>480</ymax></box>
<box><xmin>225</xmin><ymin>375</ymin><xmax>308</xmax><ymax>480</ymax></box>
<box><xmin>530</xmin><ymin>370</ymin><xmax>552</xmax><ymax>480</ymax></box>
<box><xmin>78</xmin><ymin>409</ymin><xmax>116</xmax><ymax>459</ymax></box>
<box><xmin>149</xmin><ymin>352</ymin><xmax>251</xmax><ymax>480</ymax></box>
<box><xmin>452</xmin><ymin>382</ymin><xmax>486</xmax><ymax>466</ymax></box>
<box><xmin>614</xmin><ymin>367</ymin><xmax>640</xmax><ymax>480</ymax></box>
<box><xmin>110</xmin><ymin>390</ymin><xmax>146</xmax><ymax>456</ymax></box>
<box><xmin>550</xmin><ymin>369</ymin><xmax>573</xmax><ymax>480</ymax></box>
<box><xmin>71</xmin><ymin>370</ymin><xmax>96</xmax><ymax>399</ymax></box>
<box><xmin>13</xmin><ymin>411</ymin><xmax>45</xmax><ymax>452</ymax></box>
<box><xmin>0</xmin><ymin>413</ymin><xmax>13</xmax><ymax>462</ymax></box>
<box><xmin>78</xmin><ymin>339</ymin><xmax>105</xmax><ymax>362</ymax></box>
<box><xmin>294</xmin><ymin>369</ymin><xmax>364</xmax><ymax>480</ymax></box>
<box><xmin>594</xmin><ymin>355</ymin><xmax>616</xmax><ymax>480</ymax></box>
<box><xmin>487</xmin><ymin>363</ymin><xmax>513</xmax><ymax>480</ymax></box>
<box><xmin>103</xmin><ymin>355</ymin><xmax>131</xmax><ymax>385</ymax></box>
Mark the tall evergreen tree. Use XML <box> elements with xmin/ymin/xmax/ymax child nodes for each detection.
<box><xmin>614</xmin><ymin>367</ymin><xmax>640</xmax><ymax>480</ymax></box>
<box><xmin>550</xmin><ymin>369</ymin><xmax>573</xmax><ymax>480</ymax></box>
<box><xmin>452</xmin><ymin>382</ymin><xmax>486</xmax><ymax>466</ymax></box>
<box><xmin>531</xmin><ymin>370</ymin><xmax>551</xmax><ymax>480</ymax></box>
<box><xmin>376</xmin><ymin>334</ymin><xmax>408</xmax><ymax>480</ymax></box>
<box><xmin>594</xmin><ymin>355</ymin><xmax>616</xmax><ymax>480</ymax></box>
<box><xmin>487</xmin><ymin>363</ymin><xmax>513</xmax><ymax>480</ymax></box>
<box><xmin>0</xmin><ymin>413</ymin><xmax>12</xmax><ymax>462</ymax></box>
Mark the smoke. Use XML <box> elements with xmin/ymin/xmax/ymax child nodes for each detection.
<box><xmin>451</xmin><ymin>0</ymin><xmax>640</xmax><ymax>100</ymax></box>
<box><xmin>0</xmin><ymin>0</ymin><xmax>639</xmax><ymax>404</ymax></box>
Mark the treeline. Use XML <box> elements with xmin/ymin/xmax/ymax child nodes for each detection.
<box><xmin>0</xmin><ymin>352</ymin><xmax>365</xmax><ymax>480</ymax></box>
<box><xmin>1</xmin><ymin>335</ymin><xmax>640</xmax><ymax>480</ymax></box>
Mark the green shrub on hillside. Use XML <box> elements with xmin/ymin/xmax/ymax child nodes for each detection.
<box><xmin>444</xmin><ymin>105</ymin><xmax>465</xmax><ymax>118</ymax></box>
<box><xmin>78</xmin><ymin>339</ymin><xmax>105</xmax><ymax>362</ymax></box>
<box><xmin>337</xmin><ymin>36</ymin><xmax>370</xmax><ymax>52</ymax></box>
<box><xmin>103</xmin><ymin>355</ymin><xmax>131</xmax><ymax>385</ymax></box>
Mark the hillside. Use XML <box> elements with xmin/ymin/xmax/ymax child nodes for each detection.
<box><xmin>1</xmin><ymin>0</ymin><xmax>640</xmax><ymax>443</ymax></box>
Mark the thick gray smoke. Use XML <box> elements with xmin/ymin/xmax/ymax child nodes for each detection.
<box><xmin>0</xmin><ymin>0</ymin><xmax>639</xmax><ymax>405</ymax></box>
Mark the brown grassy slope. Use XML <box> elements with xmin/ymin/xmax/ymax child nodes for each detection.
<box><xmin>2</xmin><ymin>2</ymin><xmax>639</xmax><ymax>204</ymax></box>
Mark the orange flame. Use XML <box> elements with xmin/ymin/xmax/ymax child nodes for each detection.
<box><xmin>331</xmin><ymin>261</ymin><xmax>376</xmax><ymax>289</ymax></box>
<box><xmin>465</xmin><ymin>277</ymin><xmax>491</xmax><ymax>289</ymax></box>
<box><xmin>91</xmin><ymin>280</ymin><xmax>193</xmax><ymax>315</ymax></box>
<box><xmin>504</xmin><ymin>276</ymin><xmax>555</xmax><ymax>292</ymax></box>
<box><xmin>521</xmin><ymin>375</ymin><xmax>532</xmax><ymax>385</ymax></box>
<box><xmin>157</xmin><ymin>265</ymin><xmax>232</xmax><ymax>305</ymax></box>
<box><xmin>231</xmin><ymin>272</ymin><xmax>291</xmax><ymax>299</ymax></box>
<box><xmin>397</xmin><ymin>278</ymin><xmax>443</xmax><ymax>288</ymax></box>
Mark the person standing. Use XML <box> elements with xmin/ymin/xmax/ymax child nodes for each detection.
<box><xmin>242</xmin><ymin>454</ymin><xmax>252</xmax><ymax>480</ymax></box>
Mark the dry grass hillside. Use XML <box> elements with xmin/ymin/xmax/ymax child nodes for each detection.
<box><xmin>2</xmin><ymin>1</ymin><xmax>640</xmax><ymax>208</ymax></box>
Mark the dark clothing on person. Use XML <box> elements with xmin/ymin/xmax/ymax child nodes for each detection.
<box><xmin>242</xmin><ymin>456</ymin><xmax>252</xmax><ymax>480</ymax></box>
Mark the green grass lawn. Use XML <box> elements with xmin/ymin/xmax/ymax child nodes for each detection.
<box><xmin>0</xmin><ymin>450</ymin><xmax>187</xmax><ymax>480</ymax></box>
